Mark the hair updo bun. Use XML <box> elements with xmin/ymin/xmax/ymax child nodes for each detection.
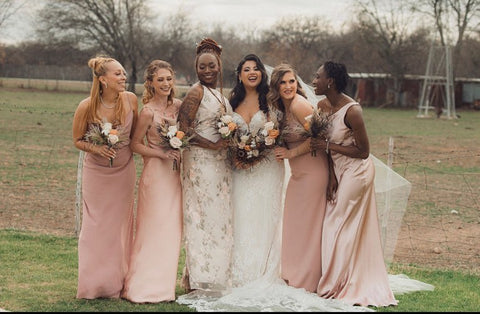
<box><xmin>196</xmin><ymin>37</ymin><xmax>222</xmax><ymax>56</ymax></box>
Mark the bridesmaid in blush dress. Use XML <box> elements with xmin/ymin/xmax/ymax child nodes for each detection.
<box><xmin>72</xmin><ymin>56</ymin><xmax>138</xmax><ymax>299</ymax></box>
<box><xmin>311</xmin><ymin>61</ymin><xmax>397</xmax><ymax>307</ymax></box>
<box><xmin>271</xmin><ymin>63</ymin><xmax>329</xmax><ymax>293</ymax></box>
<box><xmin>121</xmin><ymin>60</ymin><xmax>183</xmax><ymax>303</ymax></box>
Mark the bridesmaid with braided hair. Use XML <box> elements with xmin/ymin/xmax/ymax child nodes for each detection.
<box><xmin>177</xmin><ymin>38</ymin><xmax>234</xmax><ymax>295</ymax></box>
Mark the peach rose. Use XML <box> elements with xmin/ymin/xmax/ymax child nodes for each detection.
<box><xmin>176</xmin><ymin>130</ymin><xmax>185</xmax><ymax>139</ymax></box>
<box><xmin>303</xmin><ymin>122</ymin><xmax>310</xmax><ymax>130</ymax></box>
<box><xmin>109</xmin><ymin>129</ymin><xmax>118</xmax><ymax>135</ymax></box>
<box><xmin>228</xmin><ymin>122</ymin><xmax>237</xmax><ymax>131</ymax></box>
<box><xmin>268</xmin><ymin>129</ymin><xmax>279</xmax><ymax>138</ymax></box>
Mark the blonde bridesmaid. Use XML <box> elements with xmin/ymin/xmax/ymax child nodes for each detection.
<box><xmin>121</xmin><ymin>60</ymin><xmax>183</xmax><ymax>303</ymax></box>
<box><xmin>72</xmin><ymin>56</ymin><xmax>138</xmax><ymax>299</ymax></box>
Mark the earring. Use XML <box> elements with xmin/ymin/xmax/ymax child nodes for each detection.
<box><xmin>239</xmin><ymin>79</ymin><xmax>243</xmax><ymax>85</ymax></box>
<box><xmin>327</xmin><ymin>84</ymin><xmax>331</xmax><ymax>89</ymax></box>
<box><xmin>103</xmin><ymin>82</ymin><xmax>108</xmax><ymax>89</ymax></box>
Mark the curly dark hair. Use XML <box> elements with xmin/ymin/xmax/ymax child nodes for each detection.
<box><xmin>229</xmin><ymin>54</ymin><xmax>269</xmax><ymax>115</ymax></box>
<box><xmin>322</xmin><ymin>61</ymin><xmax>350</xmax><ymax>93</ymax></box>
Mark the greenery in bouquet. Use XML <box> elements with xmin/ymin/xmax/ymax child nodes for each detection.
<box><xmin>83</xmin><ymin>119</ymin><xmax>127</xmax><ymax>167</ymax></box>
<box><xmin>157</xmin><ymin>121</ymin><xmax>194</xmax><ymax>170</ymax></box>
<box><xmin>302</xmin><ymin>108</ymin><xmax>331</xmax><ymax>156</ymax></box>
<box><xmin>229</xmin><ymin>120</ymin><xmax>280</xmax><ymax>170</ymax></box>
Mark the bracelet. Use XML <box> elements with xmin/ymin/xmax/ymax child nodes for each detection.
<box><xmin>325</xmin><ymin>139</ymin><xmax>330</xmax><ymax>154</ymax></box>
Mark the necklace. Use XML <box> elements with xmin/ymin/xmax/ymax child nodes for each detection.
<box><xmin>100</xmin><ymin>96</ymin><xmax>116</xmax><ymax>109</ymax></box>
<box><xmin>205</xmin><ymin>85</ymin><xmax>226</xmax><ymax>112</ymax></box>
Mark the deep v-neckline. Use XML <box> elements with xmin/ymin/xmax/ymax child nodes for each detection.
<box><xmin>234</xmin><ymin>110</ymin><xmax>263</xmax><ymax>128</ymax></box>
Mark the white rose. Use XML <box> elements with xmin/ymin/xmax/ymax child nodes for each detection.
<box><xmin>252</xmin><ymin>149</ymin><xmax>259</xmax><ymax>157</ymax></box>
<box><xmin>108</xmin><ymin>134</ymin><xmax>119</xmax><ymax>145</ymax></box>
<box><xmin>217</xmin><ymin>122</ymin><xmax>224</xmax><ymax>128</ymax></box>
<box><xmin>264</xmin><ymin>121</ymin><xmax>274</xmax><ymax>131</ymax></box>
<box><xmin>265</xmin><ymin>136</ymin><xmax>275</xmax><ymax>146</ymax></box>
<box><xmin>240</xmin><ymin>135</ymin><xmax>249</xmax><ymax>143</ymax></box>
<box><xmin>102</xmin><ymin>122</ymin><xmax>113</xmax><ymax>136</ymax></box>
<box><xmin>261</xmin><ymin>128</ymin><xmax>269</xmax><ymax>137</ymax></box>
<box><xmin>167</xmin><ymin>125</ymin><xmax>178</xmax><ymax>138</ymax></box>
<box><xmin>220</xmin><ymin>115</ymin><xmax>233</xmax><ymax>124</ymax></box>
<box><xmin>219</xmin><ymin>126</ymin><xmax>230</xmax><ymax>136</ymax></box>
<box><xmin>169</xmin><ymin>137</ymin><xmax>183</xmax><ymax>149</ymax></box>
<box><xmin>238</xmin><ymin>142</ymin><xmax>246</xmax><ymax>149</ymax></box>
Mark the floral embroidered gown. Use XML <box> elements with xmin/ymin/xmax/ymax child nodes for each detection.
<box><xmin>121</xmin><ymin>101</ymin><xmax>183</xmax><ymax>303</ymax></box>
<box><xmin>77</xmin><ymin>109</ymin><xmax>135</xmax><ymax>299</ymax></box>
<box><xmin>179</xmin><ymin>85</ymin><xmax>234</xmax><ymax>292</ymax></box>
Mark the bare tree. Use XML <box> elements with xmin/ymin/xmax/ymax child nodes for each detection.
<box><xmin>36</xmin><ymin>0</ymin><xmax>154</xmax><ymax>92</ymax></box>
<box><xmin>261</xmin><ymin>15</ymin><xmax>333</xmax><ymax>80</ymax></box>
<box><xmin>412</xmin><ymin>0</ymin><xmax>480</xmax><ymax>75</ymax></box>
<box><xmin>354</xmin><ymin>0</ymin><xmax>422</xmax><ymax>106</ymax></box>
<box><xmin>0</xmin><ymin>0</ymin><xmax>26</xmax><ymax>30</ymax></box>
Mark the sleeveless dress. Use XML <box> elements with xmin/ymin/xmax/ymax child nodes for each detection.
<box><xmin>281</xmin><ymin>108</ymin><xmax>329</xmax><ymax>293</ymax></box>
<box><xmin>178</xmin><ymin>85</ymin><xmax>234</xmax><ymax>293</ymax></box>
<box><xmin>77</xmin><ymin>110</ymin><xmax>136</xmax><ymax>299</ymax></box>
<box><xmin>316</xmin><ymin>102</ymin><xmax>398</xmax><ymax>306</ymax></box>
<box><xmin>121</xmin><ymin>104</ymin><xmax>182</xmax><ymax>303</ymax></box>
<box><xmin>231</xmin><ymin>110</ymin><xmax>285</xmax><ymax>287</ymax></box>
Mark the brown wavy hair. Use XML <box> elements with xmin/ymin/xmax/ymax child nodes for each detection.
<box><xmin>87</xmin><ymin>55</ymin><xmax>127</xmax><ymax>126</ymax></box>
<box><xmin>142</xmin><ymin>60</ymin><xmax>176</xmax><ymax>105</ymax></box>
<box><xmin>267</xmin><ymin>63</ymin><xmax>306</xmax><ymax>114</ymax></box>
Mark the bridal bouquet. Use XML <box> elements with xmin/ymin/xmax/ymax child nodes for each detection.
<box><xmin>229</xmin><ymin>120</ymin><xmax>280</xmax><ymax>170</ymax></box>
<box><xmin>157</xmin><ymin>121</ymin><xmax>193</xmax><ymax>170</ymax></box>
<box><xmin>84</xmin><ymin>120</ymin><xmax>126</xmax><ymax>167</ymax></box>
<box><xmin>216</xmin><ymin>113</ymin><xmax>237</xmax><ymax>140</ymax></box>
<box><xmin>302</xmin><ymin>108</ymin><xmax>331</xmax><ymax>156</ymax></box>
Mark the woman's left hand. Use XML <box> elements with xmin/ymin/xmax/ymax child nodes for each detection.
<box><xmin>274</xmin><ymin>146</ymin><xmax>291</xmax><ymax>160</ymax></box>
<box><xmin>311</xmin><ymin>137</ymin><xmax>327</xmax><ymax>151</ymax></box>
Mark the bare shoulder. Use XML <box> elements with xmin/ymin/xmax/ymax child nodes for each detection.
<box><xmin>173</xmin><ymin>97</ymin><xmax>182</xmax><ymax>108</ymax></box>
<box><xmin>75</xmin><ymin>97</ymin><xmax>90</xmax><ymax>113</ymax></box>
<box><xmin>316</xmin><ymin>97</ymin><xmax>331</xmax><ymax>112</ymax></box>
<box><xmin>122</xmin><ymin>91</ymin><xmax>139</xmax><ymax>110</ymax></box>
<box><xmin>291</xmin><ymin>94</ymin><xmax>314</xmax><ymax>114</ymax></box>
<box><xmin>184</xmin><ymin>83</ymin><xmax>203</xmax><ymax>99</ymax></box>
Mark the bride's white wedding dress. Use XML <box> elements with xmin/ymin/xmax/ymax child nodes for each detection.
<box><xmin>230</xmin><ymin>110</ymin><xmax>284</xmax><ymax>287</ymax></box>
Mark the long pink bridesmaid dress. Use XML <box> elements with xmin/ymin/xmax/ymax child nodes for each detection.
<box><xmin>77</xmin><ymin>110</ymin><xmax>136</xmax><ymax>299</ymax></box>
<box><xmin>316</xmin><ymin>102</ymin><xmax>398</xmax><ymax>307</ymax></box>
<box><xmin>121</xmin><ymin>103</ymin><xmax>183</xmax><ymax>303</ymax></box>
<box><xmin>281</xmin><ymin>108</ymin><xmax>329</xmax><ymax>293</ymax></box>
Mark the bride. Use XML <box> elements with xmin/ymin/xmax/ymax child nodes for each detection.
<box><xmin>228</xmin><ymin>54</ymin><xmax>285</xmax><ymax>287</ymax></box>
<box><xmin>176</xmin><ymin>57</ymin><xmax>434</xmax><ymax>311</ymax></box>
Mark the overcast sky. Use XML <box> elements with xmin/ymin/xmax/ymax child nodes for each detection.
<box><xmin>0</xmin><ymin>0</ymin><xmax>356</xmax><ymax>44</ymax></box>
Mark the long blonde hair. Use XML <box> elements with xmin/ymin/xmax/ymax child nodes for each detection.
<box><xmin>142</xmin><ymin>60</ymin><xmax>176</xmax><ymax>105</ymax></box>
<box><xmin>87</xmin><ymin>56</ymin><xmax>127</xmax><ymax>126</ymax></box>
<box><xmin>267</xmin><ymin>63</ymin><xmax>306</xmax><ymax>114</ymax></box>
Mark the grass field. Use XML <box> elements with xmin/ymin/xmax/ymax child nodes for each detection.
<box><xmin>0</xmin><ymin>86</ymin><xmax>479</xmax><ymax>311</ymax></box>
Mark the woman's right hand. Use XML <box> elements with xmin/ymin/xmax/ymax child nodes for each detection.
<box><xmin>94</xmin><ymin>144</ymin><xmax>116</xmax><ymax>160</ymax></box>
<box><xmin>160</xmin><ymin>149</ymin><xmax>181</xmax><ymax>162</ymax></box>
